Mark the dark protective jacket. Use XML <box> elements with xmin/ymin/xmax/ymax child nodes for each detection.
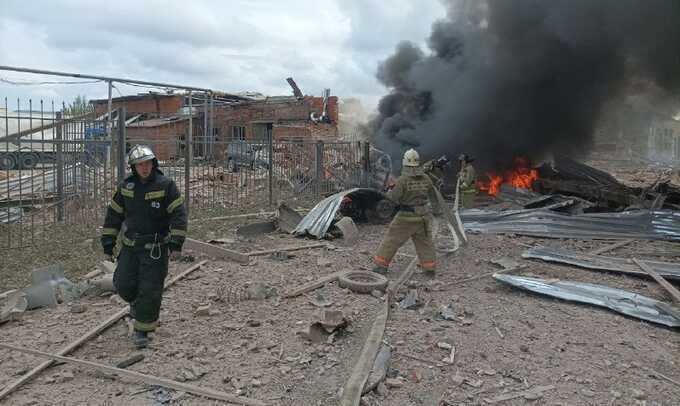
<box><xmin>101</xmin><ymin>169</ymin><xmax>187</xmax><ymax>253</ymax></box>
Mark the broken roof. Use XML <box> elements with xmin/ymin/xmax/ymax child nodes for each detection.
<box><xmin>127</xmin><ymin>116</ymin><xmax>191</xmax><ymax>128</ymax></box>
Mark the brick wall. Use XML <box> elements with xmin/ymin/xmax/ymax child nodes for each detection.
<box><xmin>126</xmin><ymin>122</ymin><xmax>186</xmax><ymax>161</ymax></box>
<box><xmin>307</xmin><ymin>96</ymin><xmax>339</xmax><ymax>123</ymax></box>
<box><xmin>213</xmin><ymin>96</ymin><xmax>339</xmax><ymax>142</ymax></box>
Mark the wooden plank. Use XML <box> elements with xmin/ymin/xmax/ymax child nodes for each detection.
<box><xmin>484</xmin><ymin>385</ymin><xmax>555</xmax><ymax>404</ymax></box>
<box><xmin>633</xmin><ymin>258</ymin><xmax>680</xmax><ymax>303</ymax></box>
<box><xmin>0</xmin><ymin>343</ymin><xmax>267</xmax><ymax>406</ymax></box>
<box><xmin>341</xmin><ymin>257</ymin><xmax>418</xmax><ymax>406</ymax></box>
<box><xmin>341</xmin><ymin>301</ymin><xmax>389</xmax><ymax>406</ymax></box>
<box><xmin>191</xmin><ymin>208</ymin><xmax>309</xmax><ymax>224</ymax></box>
<box><xmin>184</xmin><ymin>238</ymin><xmax>249</xmax><ymax>264</ymax></box>
<box><xmin>246</xmin><ymin>243</ymin><xmax>327</xmax><ymax>257</ymax></box>
<box><xmin>191</xmin><ymin>211</ymin><xmax>276</xmax><ymax>223</ymax></box>
<box><xmin>164</xmin><ymin>260</ymin><xmax>209</xmax><ymax>289</ymax></box>
<box><xmin>283</xmin><ymin>271</ymin><xmax>347</xmax><ymax>298</ymax></box>
<box><xmin>589</xmin><ymin>239</ymin><xmax>634</xmax><ymax>256</ymax></box>
<box><xmin>0</xmin><ymin>260</ymin><xmax>208</xmax><ymax>402</ymax></box>
<box><xmin>0</xmin><ymin>290</ymin><xmax>18</xmax><ymax>300</ymax></box>
<box><xmin>643</xmin><ymin>366</ymin><xmax>680</xmax><ymax>388</ymax></box>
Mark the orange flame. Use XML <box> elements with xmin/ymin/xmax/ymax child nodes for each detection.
<box><xmin>477</xmin><ymin>157</ymin><xmax>538</xmax><ymax>196</ymax></box>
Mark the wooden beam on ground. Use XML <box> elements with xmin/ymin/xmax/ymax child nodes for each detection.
<box><xmin>589</xmin><ymin>239</ymin><xmax>634</xmax><ymax>256</ymax></box>
<box><xmin>0</xmin><ymin>290</ymin><xmax>18</xmax><ymax>300</ymax></box>
<box><xmin>191</xmin><ymin>208</ymin><xmax>309</xmax><ymax>224</ymax></box>
<box><xmin>191</xmin><ymin>211</ymin><xmax>276</xmax><ymax>223</ymax></box>
<box><xmin>0</xmin><ymin>343</ymin><xmax>268</xmax><ymax>406</ymax></box>
<box><xmin>283</xmin><ymin>270</ymin><xmax>347</xmax><ymax>298</ymax></box>
<box><xmin>341</xmin><ymin>257</ymin><xmax>418</xmax><ymax>406</ymax></box>
<box><xmin>0</xmin><ymin>260</ymin><xmax>208</xmax><ymax>402</ymax></box>
<box><xmin>246</xmin><ymin>243</ymin><xmax>327</xmax><ymax>257</ymax></box>
<box><xmin>340</xmin><ymin>301</ymin><xmax>389</xmax><ymax>406</ymax></box>
<box><xmin>633</xmin><ymin>258</ymin><xmax>680</xmax><ymax>303</ymax></box>
<box><xmin>484</xmin><ymin>385</ymin><xmax>555</xmax><ymax>404</ymax></box>
<box><xmin>184</xmin><ymin>238</ymin><xmax>249</xmax><ymax>264</ymax></box>
<box><xmin>434</xmin><ymin>271</ymin><xmax>497</xmax><ymax>291</ymax></box>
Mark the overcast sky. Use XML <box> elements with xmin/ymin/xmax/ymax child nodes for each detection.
<box><xmin>0</xmin><ymin>0</ymin><xmax>446</xmax><ymax>112</ymax></box>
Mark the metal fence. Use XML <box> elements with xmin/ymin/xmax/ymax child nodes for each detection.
<box><xmin>0</xmin><ymin>98</ymin><xmax>117</xmax><ymax>251</ymax></box>
<box><xmin>0</xmin><ymin>100</ymin><xmax>386</xmax><ymax>252</ymax></box>
<box><xmin>134</xmin><ymin>137</ymin><xmax>373</xmax><ymax>218</ymax></box>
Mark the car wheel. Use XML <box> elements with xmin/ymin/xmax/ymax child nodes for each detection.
<box><xmin>20</xmin><ymin>153</ymin><xmax>39</xmax><ymax>169</ymax></box>
<box><xmin>0</xmin><ymin>153</ymin><xmax>17</xmax><ymax>170</ymax></box>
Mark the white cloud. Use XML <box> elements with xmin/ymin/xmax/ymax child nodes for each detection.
<box><xmin>0</xmin><ymin>0</ymin><xmax>446</xmax><ymax>111</ymax></box>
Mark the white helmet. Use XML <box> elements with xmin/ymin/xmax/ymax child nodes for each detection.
<box><xmin>128</xmin><ymin>145</ymin><xmax>156</xmax><ymax>166</ymax></box>
<box><xmin>402</xmin><ymin>148</ymin><xmax>420</xmax><ymax>167</ymax></box>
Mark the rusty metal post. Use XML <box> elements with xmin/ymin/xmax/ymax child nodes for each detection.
<box><xmin>362</xmin><ymin>141</ymin><xmax>370</xmax><ymax>188</ymax></box>
<box><xmin>116</xmin><ymin>107</ymin><xmax>126</xmax><ymax>183</ymax></box>
<box><xmin>55</xmin><ymin>112</ymin><xmax>64</xmax><ymax>222</ymax></box>
<box><xmin>268</xmin><ymin>126</ymin><xmax>274</xmax><ymax>205</ymax></box>
<box><xmin>315</xmin><ymin>140</ymin><xmax>324</xmax><ymax>196</ymax></box>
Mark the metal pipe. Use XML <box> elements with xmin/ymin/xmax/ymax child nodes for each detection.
<box><xmin>117</xmin><ymin>107</ymin><xmax>126</xmax><ymax>183</ymax></box>
<box><xmin>209</xmin><ymin>93</ymin><xmax>214</xmax><ymax>159</ymax></box>
<box><xmin>0</xmin><ymin>65</ymin><xmax>211</xmax><ymax>92</ymax></box>
<box><xmin>185</xmin><ymin>92</ymin><xmax>193</xmax><ymax>217</ymax></box>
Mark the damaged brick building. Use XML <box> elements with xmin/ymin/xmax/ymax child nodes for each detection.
<box><xmin>91</xmin><ymin>91</ymin><xmax>340</xmax><ymax>161</ymax></box>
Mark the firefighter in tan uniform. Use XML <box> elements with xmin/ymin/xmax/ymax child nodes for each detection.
<box><xmin>373</xmin><ymin>149</ymin><xmax>441</xmax><ymax>275</ymax></box>
<box><xmin>423</xmin><ymin>155</ymin><xmax>450</xmax><ymax>192</ymax></box>
<box><xmin>458</xmin><ymin>154</ymin><xmax>477</xmax><ymax>209</ymax></box>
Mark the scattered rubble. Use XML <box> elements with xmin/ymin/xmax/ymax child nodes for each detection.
<box><xmin>236</xmin><ymin>221</ymin><xmax>277</xmax><ymax>239</ymax></box>
<box><xmin>398</xmin><ymin>290</ymin><xmax>419</xmax><ymax>310</ymax></box>
<box><xmin>335</xmin><ymin>217</ymin><xmax>359</xmax><ymax>244</ymax></box>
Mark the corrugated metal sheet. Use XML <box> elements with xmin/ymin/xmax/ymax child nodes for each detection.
<box><xmin>462</xmin><ymin>209</ymin><xmax>680</xmax><ymax>241</ymax></box>
<box><xmin>293</xmin><ymin>188</ymin><xmax>383</xmax><ymax>239</ymax></box>
<box><xmin>522</xmin><ymin>246</ymin><xmax>680</xmax><ymax>280</ymax></box>
<box><xmin>494</xmin><ymin>273</ymin><xmax>680</xmax><ymax>327</ymax></box>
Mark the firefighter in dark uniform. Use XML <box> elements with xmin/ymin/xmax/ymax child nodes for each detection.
<box><xmin>373</xmin><ymin>148</ymin><xmax>442</xmax><ymax>275</ymax></box>
<box><xmin>101</xmin><ymin>145</ymin><xmax>187</xmax><ymax>348</ymax></box>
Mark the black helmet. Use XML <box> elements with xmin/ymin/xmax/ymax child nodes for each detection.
<box><xmin>458</xmin><ymin>153</ymin><xmax>474</xmax><ymax>163</ymax></box>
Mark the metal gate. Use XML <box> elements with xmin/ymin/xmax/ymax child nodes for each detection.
<box><xmin>0</xmin><ymin>98</ymin><xmax>115</xmax><ymax>250</ymax></box>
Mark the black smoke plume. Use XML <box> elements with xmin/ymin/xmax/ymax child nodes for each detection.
<box><xmin>367</xmin><ymin>0</ymin><xmax>680</xmax><ymax>170</ymax></box>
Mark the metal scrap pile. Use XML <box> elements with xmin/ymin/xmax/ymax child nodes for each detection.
<box><xmin>462</xmin><ymin>157</ymin><xmax>680</xmax><ymax>242</ymax></box>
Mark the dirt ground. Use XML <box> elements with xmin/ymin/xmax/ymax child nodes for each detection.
<box><xmin>1</xmin><ymin>158</ymin><xmax>679</xmax><ymax>405</ymax></box>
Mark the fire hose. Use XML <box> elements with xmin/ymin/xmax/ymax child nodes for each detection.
<box><xmin>432</xmin><ymin>176</ymin><xmax>468</xmax><ymax>253</ymax></box>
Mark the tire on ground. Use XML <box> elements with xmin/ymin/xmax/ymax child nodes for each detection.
<box><xmin>338</xmin><ymin>271</ymin><xmax>388</xmax><ymax>294</ymax></box>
